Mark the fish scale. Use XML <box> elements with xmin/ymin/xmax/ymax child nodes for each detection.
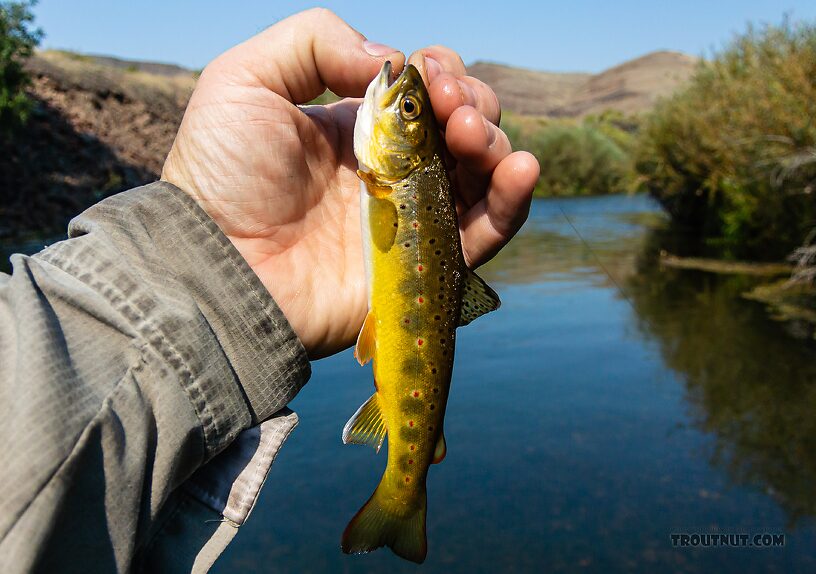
<box><xmin>341</xmin><ymin>62</ymin><xmax>501</xmax><ymax>564</ymax></box>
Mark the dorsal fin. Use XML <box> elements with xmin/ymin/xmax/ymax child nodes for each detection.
<box><xmin>459</xmin><ymin>268</ymin><xmax>501</xmax><ymax>326</ymax></box>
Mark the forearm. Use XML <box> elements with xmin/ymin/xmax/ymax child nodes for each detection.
<box><xmin>0</xmin><ymin>182</ymin><xmax>310</xmax><ymax>572</ymax></box>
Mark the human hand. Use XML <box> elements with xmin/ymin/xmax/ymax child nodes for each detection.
<box><xmin>162</xmin><ymin>8</ymin><xmax>539</xmax><ymax>359</ymax></box>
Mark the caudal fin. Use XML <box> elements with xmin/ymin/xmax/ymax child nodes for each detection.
<box><xmin>341</xmin><ymin>483</ymin><xmax>427</xmax><ymax>563</ymax></box>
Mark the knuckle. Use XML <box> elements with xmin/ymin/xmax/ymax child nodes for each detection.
<box><xmin>303</xmin><ymin>7</ymin><xmax>338</xmax><ymax>21</ymax></box>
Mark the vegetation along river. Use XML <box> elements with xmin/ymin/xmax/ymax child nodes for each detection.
<box><xmin>4</xmin><ymin>194</ymin><xmax>814</xmax><ymax>572</ymax></box>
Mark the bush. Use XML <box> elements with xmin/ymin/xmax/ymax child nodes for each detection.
<box><xmin>0</xmin><ymin>0</ymin><xmax>42</xmax><ymax>133</ymax></box>
<box><xmin>634</xmin><ymin>19</ymin><xmax>816</xmax><ymax>260</ymax></box>
<box><xmin>504</xmin><ymin>112</ymin><xmax>636</xmax><ymax>197</ymax></box>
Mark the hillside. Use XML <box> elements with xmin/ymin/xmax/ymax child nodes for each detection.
<box><xmin>1</xmin><ymin>49</ymin><xmax>697</xmax><ymax>239</ymax></box>
<box><xmin>0</xmin><ymin>51</ymin><xmax>195</xmax><ymax>238</ymax></box>
<box><xmin>468</xmin><ymin>50</ymin><xmax>699</xmax><ymax>117</ymax></box>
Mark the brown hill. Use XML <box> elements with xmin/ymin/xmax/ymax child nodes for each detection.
<box><xmin>0</xmin><ymin>51</ymin><xmax>195</xmax><ymax>238</ymax></box>
<box><xmin>1</xmin><ymin>49</ymin><xmax>697</xmax><ymax>240</ymax></box>
<box><xmin>468</xmin><ymin>50</ymin><xmax>699</xmax><ymax>117</ymax></box>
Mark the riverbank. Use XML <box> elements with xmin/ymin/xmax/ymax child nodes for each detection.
<box><xmin>657</xmin><ymin>251</ymin><xmax>816</xmax><ymax>337</ymax></box>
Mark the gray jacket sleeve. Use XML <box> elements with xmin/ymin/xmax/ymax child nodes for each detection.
<box><xmin>0</xmin><ymin>182</ymin><xmax>311</xmax><ymax>572</ymax></box>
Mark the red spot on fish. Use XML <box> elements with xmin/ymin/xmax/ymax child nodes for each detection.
<box><xmin>405</xmin><ymin>476</ymin><xmax>411</xmax><ymax>482</ymax></box>
<box><xmin>404</xmin><ymin>318</ymin><xmax>410</xmax><ymax>324</ymax></box>
<box><xmin>418</xmin><ymin>297</ymin><xmax>424</xmax><ymax>304</ymax></box>
<box><xmin>408</xmin><ymin>420</ymin><xmax>414</xmax><ymax>427</ymax></box>
<box><xmin>417</xmin><ymin>339</ymin><xmax>424</xmax><ymax>346</ymax></box>
<box><xmin>417</xmin><ymin>264</ymin><xmax>424</xmax><ymax>271</ymax></box>
<box><xmin>410</xmin><ymin>444</ymin><xmax>416</xmax><ymax>451</ymax></box>
<box><xmin>409</xmin><ymin>459</ymin><xmax>414</xmax><ymax>465</ymax></box>
<box><xmin>413</xmin><ymin>390</ymin><xmax>420</xmax><ymax>398</ymax></box>
<box><xmin>413</xmin><ymin>222</ymin><xmax>419</xmax><ymax>228</ymax></box>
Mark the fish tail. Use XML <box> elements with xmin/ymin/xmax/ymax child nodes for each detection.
<box><xmin>341</xmin><ymin>480</ymin><xmax>427</xmax><ymax>563</ymax></box>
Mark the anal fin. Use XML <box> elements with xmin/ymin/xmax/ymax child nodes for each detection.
<box><xmin>459</xmin><ymin>268</ymin><xmax>501</xmax><ymax>326</ymax></box>
<box><xmin>432</xmin><ymin>433</ymin><xmax>447</xmax><ymax>464</ymax></box>
<box><xmin>342</xmin><ymin>393</ymin><xmax>387</xmax><ymax>452</ymax></box>
<box><xmin>354</xmin><ymin>311</ymin><xmax>376</xmax><ymax>366</ymax></box>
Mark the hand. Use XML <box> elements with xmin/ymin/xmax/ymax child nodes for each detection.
<box><xmin>162</xmin><ymin>8</ymin><xmax>539</xmax><ymax>359</ymax></box>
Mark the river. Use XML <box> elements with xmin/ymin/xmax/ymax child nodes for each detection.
<box><xmin>3</xmin><ymin>194</ymin><xmax>815</xmax><ymax>572</ymax></box>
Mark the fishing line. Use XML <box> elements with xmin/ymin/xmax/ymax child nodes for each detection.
<box><xmin>558</xmin><ymin>204</ymin><xmax>638</xmax><ymax>312</ymax></box>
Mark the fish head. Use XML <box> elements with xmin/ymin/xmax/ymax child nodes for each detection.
<box><xmin>354</xmin><ymin>62</ymin><xmax>440</xmax><ymax>181</ymax></box>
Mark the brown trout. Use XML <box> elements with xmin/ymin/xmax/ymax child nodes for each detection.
<box><xmin>340</xmin><ymin>61</ymin><xmax>501</xmax><ymax>563</ymax></box>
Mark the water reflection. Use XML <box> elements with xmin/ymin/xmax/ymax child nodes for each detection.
<box><xmin>488</xmin><ymin>196</ymin><xmax>816</xmax><ymax>527</ymax></box>
<box><xmin>626</xmin><ymin>226</ymin><xmax>816</xmax><ymax>525</ymax></box>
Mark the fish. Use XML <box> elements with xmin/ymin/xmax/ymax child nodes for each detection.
<box><xmin>340</xmin><ymin>61</ymin><xmax>501</xmax><ymax>563</ymax></box>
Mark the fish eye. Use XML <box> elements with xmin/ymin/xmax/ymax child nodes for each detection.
<box><xmin>400</xmin><ymin>95</ymin><xmax>421</xmax><ymax>120</ymax></box>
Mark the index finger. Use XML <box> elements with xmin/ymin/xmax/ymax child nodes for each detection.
<box><xmin>407</xmin><ymin>49</ymin><xmax>501</xmax><ymax>127</ymax></box>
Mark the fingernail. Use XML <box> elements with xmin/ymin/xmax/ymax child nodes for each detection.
<box><xmin>483</xmin><ymin>117</ymin><xmax>497</xmax><ymax>147</ymax></box>
<box><xmin>364</xmin><ymin>40</ymin><xmax>397</xmax><ymax>57</ymax></box>
<box><xmin>424</xmin><ymin>56</ymin><xmax>441</xmax><ymax>82</ymax></box>
<box><xmin>459</xmin><ymin>80</ymin><xmax>476</xmax><ymax>106</ymax></box>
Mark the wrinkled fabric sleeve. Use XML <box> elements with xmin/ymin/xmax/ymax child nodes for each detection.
<box><xmin>0</xmin><ymin>182</ymin><xmax>311</xmax><ymax>573</ymax></box>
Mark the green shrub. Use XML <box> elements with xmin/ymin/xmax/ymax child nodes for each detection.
<box><xmin>504</xmin><ymin>112</ymin><xmax>636</xmax><ymax>197</ymax></box>
<box><xmin>634</xmin><ymin>19</ymin><xmax>816</xmax><ymax>260</ymax></box>
<box><xmin>0</xmin><ymin>1</ymin><xmax>42</xmax><ymax>131</ymax></box>
<box><xmin>0</xmin><ymin>0</ymin><xmax>42</xmax><ymax>134</ymax></box>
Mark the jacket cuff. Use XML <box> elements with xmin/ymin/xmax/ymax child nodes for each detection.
<box><xmin>68</xmin><ymin>181</ymin><xmax>311</xmax><ymax>427</ymax></box>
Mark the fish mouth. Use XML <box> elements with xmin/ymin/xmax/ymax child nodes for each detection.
<box><xmin>371</xmin><ymin>60</ymin><xmax>398</xmax><ymax>101</ymax></box>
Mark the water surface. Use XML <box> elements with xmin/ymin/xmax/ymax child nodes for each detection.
<box><xmin>215</xmin><ymin>194</ymin><xmax>816</xmax><ymax>573</ymax></box>
<box><xmin>4</xmin><ymin>195</ymin><xmax>814</xmax><ymax>572</ymax></box>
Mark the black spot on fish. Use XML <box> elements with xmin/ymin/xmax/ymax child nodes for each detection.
<box><xmin>434</xmin><ymin>315</ymin><xmax>441</xmax><ymax>321</ymax></box>
<box><xmin>434</xmin><ymin>218</ymin><xmax>439</xmax><ymax>224</ymax></box>
<box><xmin>426</xmin><ymin>205</ymin><xmax>433</xmax><ymax>211</ymax></box>
<box><xmin>430</xmin><ymin>404</ymin><xmax>435</xmax><ymax>410</ymax></box>
<box><xmin>435</xmin><ymin>250</ymin><xmax>442</xmax><ymax>256</ymax></box>
<box><xmin>404</xmin><ymin>242</ymin><xmax>410</xmax><ymax>248</ymax></box>
<box><xmin>433</xmin><ymin>387</ymin><xmax>439</xmax><ymax>393</ymax></box>
<box><xmin>429</xmin><ymin>238</ymin><xmax>436</xmax><ymax>244</ymax></box>
<box><xmin>400</xmin><ymin>204</ymin><xmax>406</xmax><ymax>209</ymax></box>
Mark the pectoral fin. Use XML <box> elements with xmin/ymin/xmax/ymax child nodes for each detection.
<box><xmin>459</xmin><ymin>268</ymin><xmax>501</xmax><ymax>326</ymax></box>
<box><xmin>357</xmin><ymin>169</ymin><xmax>393</xmax><ymax>199</ymax></box>
<box><xmin>354</xmin><ymin>311</ymin><xmax>376</xmax><ymax>366</ymax></box>
<box><xmin>432</xmin><ymin>433</ymin><xmax>447</xmax><ymax>464</ymax></box>
<box><xmin>342</xmin><ymin>393</ymin><xmax>387</xmax><ymax>453</ymax></box>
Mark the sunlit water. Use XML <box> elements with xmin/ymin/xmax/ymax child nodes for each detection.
<box><xmin>3</xmin><ymin>195</ymin><xmax>815</xmax><ymax>572</ymax></box>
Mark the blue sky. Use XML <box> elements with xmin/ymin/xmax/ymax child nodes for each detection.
<box><xmin>32</xmin><ymin>1</ymin><xmax>816</xmax><ymax>73</ymax></box>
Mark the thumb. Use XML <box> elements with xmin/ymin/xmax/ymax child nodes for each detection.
<box><xmin>213</xmin><ymin>8</ymin><xmax>405</xmax><ymax>103</ymax></box>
